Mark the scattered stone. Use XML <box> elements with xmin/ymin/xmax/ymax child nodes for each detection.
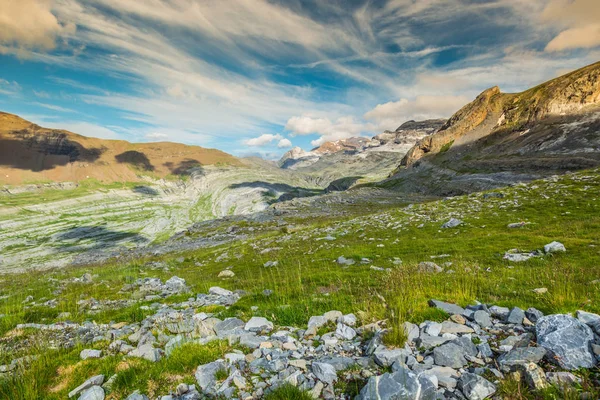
<box><xmin>336</xmin><ymin>256</ymin><xmax>355</xmax><ymax>266</ymax></box>
<box><xmin>418</xmin><ymin>262</ymin><xmax>443</xmax><ymax>273</ymax></box>
<box><xmin>80</xmin><ymin>349</ymin><xmax>102</xmax><ymax>360</ymax></box>
<box><xmin>244</xmin><ymin>317</ymin><xmax>273</xmax><ymax>333</ymax></box>
<box><xmin>441</xmin><ymin>218</ymin><xmax>462</xmax><ymax>228</ymax></box>
<box><xmin>218</xmin><ymin>270</ymin><xmax>235</xmax><ymax>278</ymax></box>
<box><xmin>544</xmin><ymin>241</ymin><xmax>566</xmax><ymax>253</ymax></box>
<box><xmin>428</xmin><ymin>299</ymin><xmax>465</xmax><ymax>315</ymax></box>
<box><xmin>69</xmin><ymin>375</ymin><xmax>105</xmax><ymax>398</ymax></box>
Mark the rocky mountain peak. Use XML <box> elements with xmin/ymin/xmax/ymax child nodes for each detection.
<box><xmin>401</xmin><ymin>62</ymin><xmax>600</xmax><ymax>167</ymax></box>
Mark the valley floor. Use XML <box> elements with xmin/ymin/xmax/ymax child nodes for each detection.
<box><xmin>0</xmin><ymin>169</ymin><xmax>600</xmax><ymax>399</ymax></box>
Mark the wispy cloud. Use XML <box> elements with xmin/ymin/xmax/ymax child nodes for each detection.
<box><xmin>0</xmin><ymin>0</ymin><xmax>597</xmax><ymax>156</ymax></box>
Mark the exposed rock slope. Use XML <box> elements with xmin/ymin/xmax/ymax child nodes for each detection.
<box><xmin>401</xmin><ymin>61</ymin><xmax>600</xmax><ymax>167</ymax></box>
<box><xmin>387</xmin><ymin>61</ymin><xmax>600</xmax><ymax>196</ymax></box>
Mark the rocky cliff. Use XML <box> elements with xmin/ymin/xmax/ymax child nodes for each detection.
<box><xmin>401</xmin><ymin>61</ymin><xmax>600</xmax><ymax>167</ymax></box>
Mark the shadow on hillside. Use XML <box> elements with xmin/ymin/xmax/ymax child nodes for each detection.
<box><xmin>54</xmin><ymin>225</ymin><xmax>149</xmax><ymax>253</ymax></box>
<box><xmin>0</xmin><ymin>132</ymin><xmax>105</xmax><ymax>171</ymax></box>
<box><xmin>132</xmin><ymin>186</ymin><xmax>160</xmax><ymax>196</ymax></box>
<box><xmin>115</xmin><ymin>150</ymin><xmax>155</xmax><ymax>171</ymax></box>
<box><xmin>228</xmin><ymin>181</ymin><xmax>324</xmax><ymax>204</ymax></box>
<box><xmin>164</xmin><ymin>158</ymin><xmax>203</xmax><ymax>176</ymax></box>
<box><xmin>326</xmin><ymin>176</ymin><xmax>363</xmax><ymax>192</ymax></box>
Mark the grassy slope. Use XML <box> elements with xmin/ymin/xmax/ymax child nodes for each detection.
<box><xmin>1</xmin><ymin>169</ymin><xmax>600</xmax><ymax>398</ymax></box>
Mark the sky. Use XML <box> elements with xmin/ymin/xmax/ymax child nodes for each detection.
<box><xmin>0</xmin><ymin>0</ymin><xmax>599</xmax><ymax>159</ymax></box>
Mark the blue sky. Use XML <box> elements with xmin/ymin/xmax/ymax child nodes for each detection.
<box><xmin>0</xmin><ymin>0</ymin><xmax>598</xmax><ymax>159</ymax></box>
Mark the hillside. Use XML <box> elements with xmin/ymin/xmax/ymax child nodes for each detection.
<box><xmin>385</xmin><ymin>61</ymin><xmax>600</xmax><ymax>195</ymax></box>
<box><xmin>0</xmin><ymin>112</ymin><xmax>241</xmax><ymax>185</ymax></box>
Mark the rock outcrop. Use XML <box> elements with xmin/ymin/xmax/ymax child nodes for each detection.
<box><xmin>400</xmin><ymin>61</ymin><xmax>600</xmax><ymax>167</ymax></box>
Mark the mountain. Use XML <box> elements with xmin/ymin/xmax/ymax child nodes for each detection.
<box><xmin>0</xmin><ymin>112</ymin><xmax>242</xmax><ymax>185</ymax></box>
<box><xmin>385</xmin><ymin>61</ymin><xmax>600</xmax><ymax>195</ymax></box>
<box><xmin>278</xmin><ymin>119</ymin><xmax>445</xmax><ymax>188</ymax></box>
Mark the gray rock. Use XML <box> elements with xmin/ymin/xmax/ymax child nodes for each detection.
<box><xmin>69</xmin><ymin>375</ymin><xmax>105</xmax><ymax>398</ymax></box>
<box><xmin>473</xmin><ymin>310</ymin><xmax>492</xmax><ymax>328</ymax></box>
<box><xmin>80</xmin><ymin>349</ymin><xmax>102</xmax><ymax>360</ymax></box>
<box><xmin>418</xmin><ymin>262</ymin><xmax>442</xmax><ymax>273</ymax></box>
<box><xmin>416</xmin><ymin>334</ymin><xmax>451</xmax><ymax>349</ymax></box>
<box><xmin>441</xmin><ymin>218</ymin><xmax>462</xmax><ymax>228</ymax></box>
<box><xmin>507</xmin><ymin>307</ymin><xmax>525</xmax><ymax>324</ymax></box>
<box><xmin>374</xmin><ymin>347</ymin><xmax>409</xmax><ymax>367</ymax></box>
<box><xmin>525</xmin><ymin>307</ymin><xmax>544</xmax><ymax>323</ymax></box>
<box><xmin>125</xmin><ymin>391</ymin><xmax>149</xmax><ymax>400</ymax></box>
<box><xmin>489</xmin><ymin>305</ymin><xmax>510</xmax><ymax>319</ymax></box>
<box><xmin>576</xmin><ymin>310</ymin><xmax>600</xmax><ymax>334</ymax></box>
<box><xmin>536</xmin><ymin>314</ymin><xmax>597</xmax><ymax>370</ymax></box>
<box><xmin>312</xmin><ymin>362</ymin><xmax>337</xmax><ymax>384</ymax></box>
<box><xmin>545</xmin><ymin>372</ymin><xmax>582</xmax><ymax>386</ymax></box>
<box><xmin>428</xmin><ymin>300</ymin><xmax>465</xmax><ymax>315</ymax></box>
<box><xmin>340</xmin><ymin>313</ymin><xmax>357</xmax><ymax>326</ymax></box>
<box><xmin>208</xmin><ymin>287</ymin><xmax>234</xmax><ymax>297</ymax></box>
<box><xmin>544</xmin><ymin>241</ymin><xmax>566</xmax><ymax>253</ymax></box>
<box><xmin>440</xmin><ymin>321</ymin><xmax>473</xmax><ymax>334</ymax></box>
<box><xmin>458</xmin><ymin>373</ymin><xmax>496</xmax><ymax>400</ymax></box>
<box><xmin>335</xmin><ymin>323</ymin><xmax>356</xmax><ymax>340</ymax></box>
<box><xmin>358</xmin><ymin>366</ymin><xmax>436</xmax><ymax>400</ymax></box>
<box><xmin>421</xmin><ymin>366</ymin><xmax>459</xmax><ymax>389</ymax></box>
<box><xmin>433</xmin><ymin>343</ymin><xmax>467</xmax><ymax>368</ymax></box>
<box><xmin>214</xmin><ymin>318</ymin><xmax>245</xmax><ymax>335</ymax></box>
<box><xmin>129</xmin><ymin>344</ymin><xmax>162</xmax><ymax>362</ymax></box>
<box><xmin>498</xmin><ymin>347</ymin><xmax>547</xmax><ymax>369</ymax></box>
<box><xmin>195</xmin><ymin>360</ymin><xmax>228</xmax><ymax>394</ymax></box>
<box><xmin>307</xmin><ymin>315</ymin><xmax>328</xmax><ymax>329</ymax></box>
<box><xmin>336</xmin><ymin>256</ymin><xmax>355</xmax><ymax>266</ymax></box>
<box><xmin>244</xmin><ymin>317</ymin><xmax>273</xmax><ymax>333</ymax></box>
<box><xmin>78</xmin><ymin>386</ymin><xmax>105</xmax><ymax>400</ymax></box>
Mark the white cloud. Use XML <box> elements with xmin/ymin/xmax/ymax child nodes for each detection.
<box><xmin>31</xmin><ymin>102</ymin><xmax>76</xmax><ymax>113</ymax></box>
<box><xmin>244</xmin><ymin>133</ymin><xmax>283</xmax><ymax>147</ymax></box>
<box><xmin>0</xmin><ymin>0</ymin><xmax>75</xmax><ymax>56</ymax></box>
<box><xmin>0</xmin><ymin>79</ymin><xmax>21</xmax><ymax>95</ymax></box>
<box><xmin>542</xmin><ymin>0</ymin><xmax>600</xmax><ymax>52</ymax></box>
<box><xmin>364</xmin><ymin>95</ymin><xmax>470</xmax><ymax>129</ymax></box>
<box><xmin>285</xmin><ymin>116</ymin><xmax>333</xmax><ymax>136</ymax></box>
<box><xmin>545</xmin><ymin>25</ymin><xmax>600</xmax><ymax>52</ymax></box>
<box><xmin>277</xmin><ymin>138</ymin><xmax>292</xmax><ymax>148</ymax></box>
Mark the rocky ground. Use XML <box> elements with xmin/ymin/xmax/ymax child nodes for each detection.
<box><xmin>0</xmin><ymin>168</ymin><xmax>599</xmax><ymax>398</ymax></box>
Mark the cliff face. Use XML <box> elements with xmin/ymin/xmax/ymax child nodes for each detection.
<box><xmin>401</xmin><ymin>61</ymin><xmax>600</xmax><ymax>167</ymax></box>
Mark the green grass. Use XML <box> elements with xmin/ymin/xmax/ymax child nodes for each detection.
<box><xmin>1</xmin><ymin>168</ymin><xmax>600</xmax><ymax>397</ymax></box>
<box><xmin>264</xmin><ymin>384</ymin><xmax>313</xmax><ymax>400</ymax></box>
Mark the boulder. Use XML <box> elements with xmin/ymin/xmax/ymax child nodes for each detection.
<box><xmin>78</xmin><ymin>386</ymin><xmax>105</xmax><ymax>400</ymax></box>
<box><xmin>536</xmin><ymin>314</ymin><xmax>596</xmax><ymax>370</ymax></box>
<box><xmin>69</xmin><ymin>375</ymin><xmax>105</xmax><ymax>398</ymax></box>
<box><xmin>418</xmin><ymin>262</ymin><xmax>442</xmax><ymax>273</ymax></box>
<box><xmin>433</xmin><ymin>343</ymin><xmax>467</xmax><ymax>368</ymax></box>
<box><xmin>312</xmin><ymin>362</ymin><xmax>337</xmax><ymax>384</ymax></box>
<box><xmin>544</xmin><ymin>241</ymin><xmax>566</xmax><ymax>253</ymax></box>
<box><xmin>441</xmin><ymin>218</ymin><xmax>462</xmax><ymax>228</ymax></box>
<box><xmin>473</xmin><ymin>310</ymin><xmax>492</xmax><ymax>328</ymax></box>
<box><xmin>428</xmin><ymin>300</ymin><xmax>465</xmax><ymax>315</ymax></box>
<box><xmin>358</xmin><ymin>366</ymin><xmax>436</xmax><ymax>400</ymax></box>
<box><xmin>195</xmin><ymin>360</ymin><xmax>228</xmax><ymax>394</ymax></box>
<box><xmin>244</xmin><ymin>317</ymin><xmax>273</xmax><ymax>333</ymax></box>
<box><xmin>80</xmin><ymin>349</ymin><xmax>102</xmax><ymax>360</ymax></box>
<box><xmin>458</xmin><ymin>373</ymin><xmax>496</xmax><ymax>400</ymax></box>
